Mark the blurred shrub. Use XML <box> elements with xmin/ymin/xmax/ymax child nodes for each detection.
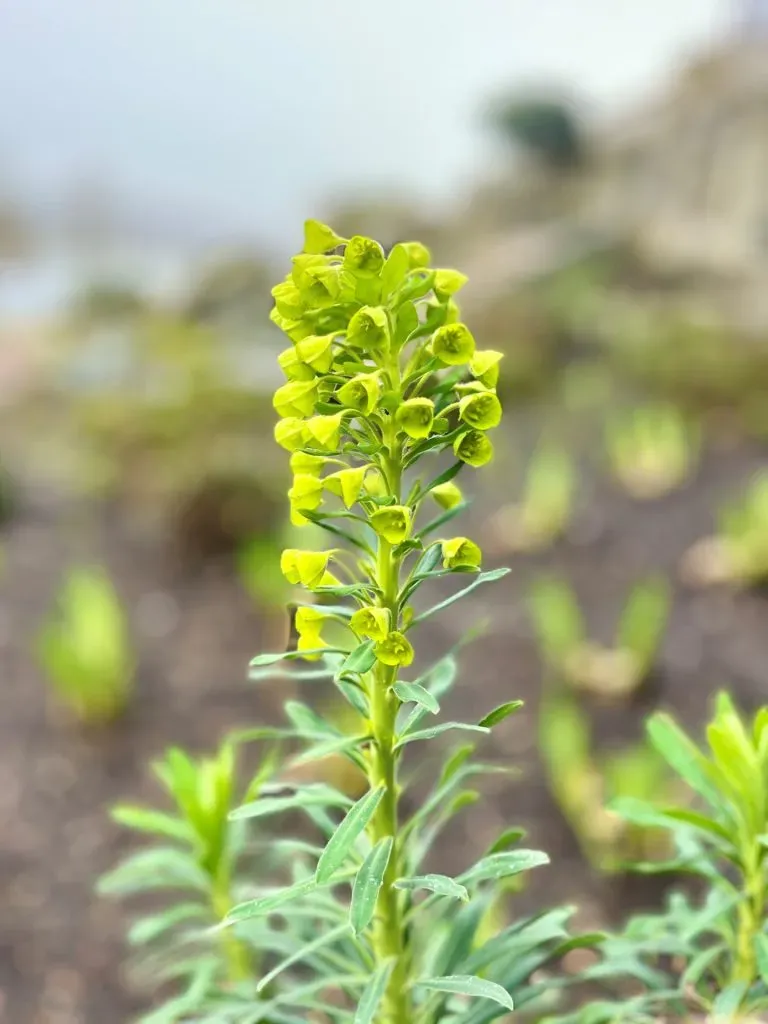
<box><xmin>608</xmin><ymin>307</ymin><xmax>768</xmax><ymax>421</ymax></box>
<box><xmin>183</xmin><ymin>254</ymin><xmax>273</xmax><ymax>329</ymax></box>
<box><xmin>37</xmin><ymin>566</ymin><xmax>133</xmax><ymax>724</ymax></box>
<box><xmin>485</xmin><ymin>93</ymin><xmax>586</xmax><ymax>171</ymax></box>
<box><xmin>58</xmin><ymin>310</ymin><xmax>285</xmax><ymax>560</ymax></box>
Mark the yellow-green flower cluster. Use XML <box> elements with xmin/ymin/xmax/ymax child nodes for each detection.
<box><xmin>272</xmin><ymin>220</ymin><xmax>503</xmax><ymax>664</ymax></box>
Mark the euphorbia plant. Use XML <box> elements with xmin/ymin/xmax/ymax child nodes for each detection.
<box><xmin>221</xmin><ymin>222</ymin><xmax>585</xmax><ymax>1022</ymax></box>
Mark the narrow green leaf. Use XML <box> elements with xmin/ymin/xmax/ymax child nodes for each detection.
<box><xmin>110</xmin><ymin>806</ymin><xmax>193</xmax><ymax>843</ymax></box>
<box><xmin>284</xmin><ymin>700</ymin><xmax>340</xmax><ymax>737</ymax></box>
<box><xmin>127</xmin><ymin>903</ymin><xmax>207</xmax><ymax>946</ymax></box>
<box><xmin>250</xmin><ymin>648</ymin><xmax>345</xmax><ymax>668</ymax></box>
<box><xmin>350</xmin><ymin>836</ymin><xmax>393</xmax><ymax>935</ymax></box>
<box><xmin>415</xmin><ymin>974</ymin><xmax>514</xmax><ymax>1012</ymax></box>
<box><xmin>478</xmin><ymin>700</ymin><xmax>523</xmax><ymax>729</ymax></box>
<box><xmin>224</xmin><ymin>877</ymin><xmax>317</xmax><ymax>924</ymax></box>
<box><xmin>711</xmin><ymin>982</ymin><xmax>747</xmax><ymax>1018</ymax></box>
<box><xmin>486</xmin><ymin>827</ymin><xmax>527</xmax><ymax>855</ymax></box>
<box><xmin>394</xmin><ymin>874</ymin><xmax>468</xmax><ymax>901</ymax></box>
<box><xmin>646</xmin><ymin>712</ymin><xmax>722</xmax><ymax>807</ymax></box>
<box><xmin>256</xmin><ymin>921</ymin><xmax>349</xmax><ymax>993</ymax></box>
<box><xmin>289</xmin><ymin>733</ymin><xmax>369</xmax><ymax>768</ymax></box>
<box><xmin>337</xmin><ymin>641</ymin><xmax>377</xmax><ymax>678</ymax></box>
<box><xmin>316</xmin><ymin>786</ymin><xmax>385</xmax><ymax>884</ymax></box>
<box><xmin>408</xmin><ymin>569</ymin><xmax>511</xmax><ymax>628</ymax></box>
<box><xmin>335</xmin><ymin>677</ymin><xmax>370</xmax><ymax>717</ymax></box>
<box><xmin>460</xmin><ymin>849</ymin><xmax>550</xmax><ymax>884</ymax></box>
<box><xmin>756</xmin><ymin>934</ymin><xmax>768</xmax><ymax>985</ymax></box>
<box><xmin>439</xmin><ymin>744</ymin><xmax>476</xmax><ymax>785</ymax></box>
<box><xmin>393</xmin><ymin>681</ymin><xmax>440</xmax><ymax>715</ymax></box>
<box><xmin>395</xmin><ymin>722</ymin><xmax>490</xmax><ymax>750</ymax></box>
<box><xmin>230</xmin><ymin>784</ymin><xmax>353</xmax><ymax>821</ymax></box>
<box><xmin>354</xmin><ymin>959</ymin><xmax>395</xmax><ymax>1024</ymax></box>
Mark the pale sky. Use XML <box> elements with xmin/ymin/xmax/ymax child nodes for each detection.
<box><xmin>0</xmin><ymin>0</ymin><xmax>731</xmax><ymax>254</ymax></box>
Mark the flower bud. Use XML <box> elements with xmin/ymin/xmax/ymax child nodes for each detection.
<box><xmin>324</xmin><ymin>466</ymin><xmax>367</xmax><ymax>508</ymax></box>
<box><xmin>295</xmin><ymin>606</ymin><xmax>329</xmax><ymax>659</ymax></box>
<box><xmin>306</xmin><ymin>413</ymin><xmax>344</xmax><ymax>451</ymax></box>
<box><xmin>273</xmin><ymin>379</ymin><xmax>319</xmax><ymax>418</ymax></box>
<box><xmin>350</xmin><ymin>605</ymin><xmax>390</xmax><ymax>641</ymax></box>
<box><xmin>431</xmin><ymin>481</ymin><xmax>463</xmax><ymax>510</ymax></box>
<box><xmin>344</xmin><ymin>236</ymin><xmax>385</xmax><ymax>277</ymax></box>
<box><xmin>454</xmin><ymin>429</ymin><xmax>494</xmax><ymax>467</ymax></box>
<box><xmin>364</xmin><ymin>468</ymin><xmax>388</xmax><ymax>498</ymax></box>
<box><xmin>337</xmin><ymin>372</ymin><xmax>381</xmax><ymax>415</ymax></box>
<box><xmin>375</xmin><ymin>631</ymin><xmax>414</xmax><ymax>667</ymax></box>
<box><xmin>290</xmin><ymin>452</ymin><xmax>326</xmax><ymax>477</ymax></box>
<box><xmin>272</xmin><ymin>278</ymin><xmax>304</xmax><ymax>319</ymax></box>
<box><xmin>401</xmin><ymin>241</ymin><xmax>431</xmax><ymax>269</ymax></box>
<box><xmin>292</xmin><ymin>255</ymin><xmax>342</xmax><ymax>308</ymax></box>
<box><xmin>432</xmin><ymin>323</ymin><xmax>475</xmax><ymax>366</ymax></box>
<box><xmin>396</xmin><ymin>397</ymin><xmax>435</xmax><ymax>440</ymax></box>
<box><xmin>280</xmin><ymin>549</ymin><xmax>338</xmax><ymax>589</ymax></box>
<box><xmin>303</xmin><ymin>219</ymin><xmax>345</xmax><ymax>255</ymax></box>
<box><xmin>434</xmin><ymin>269</ymin><xmax>468</xmax><ymax>299</ymax></box>
<box><xmin>370</xmin><ymin>505</ymin><xmax>413</xmax><ymax>545</ymax></box>
<box><xmin>288</xmin><ymin>473</ymin><xmax>324</xmax><ymax>525</ymax></box>
<box><xmin>441</xmin><ymin>537</ymin><xmax>482</xmax><ymax>570</ymax></box>
<box><xmin>295</xmin><ymin>334</ymin><xmax>335</xmax><ymax>373</ymax></box>
<box><xmin>470</xmin><ymin>349</ymin><xmax>504</xmax><ymax>388</ymax></box>
<box><xmin>278</xmin><ymin>346</ymin><xmax>315</xmax><ymax>382</ymax></box>
<box><xmin>459</xmin><ymin>391</ymin><xmax>502</xmax><ymax>431</ymax></box>
<box><xmin>271</xmin><ymin>307</ymin><xmax>312</xmax><ymax>342</ymax></box>
<box><xmin>346</xmin><ymin>306</ymin><xmax>390</xmax><ymax>354</ymax></box>
<box><xmin>274</xmin><ymin>417</ymin><xmax>309</xmax><ymax>452</ymax></box>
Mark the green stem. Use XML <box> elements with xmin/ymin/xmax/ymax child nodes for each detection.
<box><xmin>732</xmin><ymin>850</ymin><xmax>765</xmax><ymax>989</ymax></box>
<box><xmin>212</xmin><ymin>870</ymin><xmax>251</xmax><ymax>984</ymax></box>
<box><xmin>368</xmin><ymin>425</ymin><xmax>412</xmax><ymax>1021</ymax></box>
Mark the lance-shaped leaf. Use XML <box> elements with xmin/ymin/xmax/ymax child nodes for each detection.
<box><xmin>478</xmin><ymin>700</ymin><xmax>524</xmax><ymax>729</ymax></box>
<box><xmin>459</xmin><ymin>849</ymin><xmax>550</xmax><ymax>885</ymax></box>
<box><xmin>392</xmin><ymin>681</ymin><xmax>440</xmax><ymax>715</ymax></box>
<box><xmin>408</xmin><ymin>568</ymin><xmax>510</xmax><ymax>628</ymax></box>
<box><xmin>223</xmin><ymin>876</ymin><xmax>319</xmax><ymax>924</ymax></box>
<box><xmin>350</xmin><ymin>836</ymin><xmax>393</xmax><ymax>935</ymax></box>
<box><xmin>316</xmin><ymin>786</ymin><xmax>385</xmax><ymax>884</ymax></box>
<box><xmin>354</xmin><ymin>959</ymin><xmax>395</xmax><ymax>1024</ymax></box>
<box><xmin>415</xmin><ymin>974</ymin><xmax>514</xmax><ymax>1013</ymax></box>
<box><xmin>229</xmin><ymin>783</ymin><xmax>353</xmax><ymax>822</ymax></box>
<box><xmin>393</xmin><ymin>873</ymin><xmax>468</xmax><ymax>901</ymax></box>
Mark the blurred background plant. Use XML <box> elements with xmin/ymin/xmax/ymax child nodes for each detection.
<box><xmin>100</xmin><ymin>742</ymin><xmax>278</xmax><ymax>1016</ymax></box>
<box><xmin>605</xmin><ymin>404</ymin><xmax>700</xmax><ymax>501</ymax></box>
<box><xmin>683</xmin><ymin>470</ymin><xmax>768</xmax><ymax>588</ymax></box>
<box><xmin>36</xmin><ymin>565</ymin><xmax>134</xmax><ymax>725</ymax></box>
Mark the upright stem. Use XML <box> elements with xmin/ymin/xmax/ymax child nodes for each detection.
<box><xmin>732</xmin><ymin>849</ymin><xmax>765</xmax><ymax>988</ymax></box>
<box><xmin>212</xmin><ymin>867</ymin><xmax>251</xmax><ymax>984</ymax></box>
<box><xmin>368</xmin><ymin>430</ymin><xmax>412</xmax><ymax>1020</ymax></box>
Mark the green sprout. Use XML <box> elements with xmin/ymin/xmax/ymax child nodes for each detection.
<box><xmin>529</xmin><ymin>575</ymin><xmax>673</xmax><ymax>872</ymax></box>
<box><xmin>487</xmin><ymin>442</ymin><xmax>575</xmax><ymax>552</ymax></box>
<box><xmin>605</xmin><ymin>403</ymin><xmax>699</xmax><ymax>500</ymax></box>
<box><xmin>528</xmin><ymin>574</ymin><xmax>670</xmax><ymax>699</ymax></box>
<box><xmin>37</xmin><ymin>566</ymin><xmax>133</xmax><ymax>724</ymax></box>
<box><xmin>683</xmin><ymin>471</ymin><xmax>768</xmax><ymax>588</ymax></box>
<box><xmin>100</xmin><ymin>742</ymin><xmax>277</xmax><ymax>1010</ymax></box>
<box><xmin>556</xmin><ymin>694</ymin><xmax>768</xmax><ymax>1023</ymax></box>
